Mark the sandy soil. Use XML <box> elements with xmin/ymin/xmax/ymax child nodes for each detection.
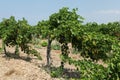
<box><xmin>0</xmin><ymin>40</ymin><xmax>66</xmax><ymax>80</ymax></box>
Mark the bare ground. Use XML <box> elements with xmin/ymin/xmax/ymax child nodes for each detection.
<box><xmin>0</xmin><ymin>40</ymin><xmax>66</xmax><ymax>80</ymax></box>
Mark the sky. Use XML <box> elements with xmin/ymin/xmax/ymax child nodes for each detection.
<box><xmin>0</xmin><ymin>0</ymin><xmax>120</xmax><ymax>25</ymax></box>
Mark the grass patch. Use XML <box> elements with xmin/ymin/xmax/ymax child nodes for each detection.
<box><xmin>51</xmin><ymin>44</ymin><xmax>61</xmax><ymax>50</ymax></box>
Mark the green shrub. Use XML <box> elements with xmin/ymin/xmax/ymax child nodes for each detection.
<box><xmin>0</xmin><ymin>48</ymin><xmax>2</xmax><ymax>53</ymax></box>
<box><xmin>41</xmin><ymin>41</ymin><xmax>48</xmax><ymax>47</ymax></box>
<box><xmin>68</xmin><ymin>58</ymin><xmax>109</xmax><ymax>80</ymax></box>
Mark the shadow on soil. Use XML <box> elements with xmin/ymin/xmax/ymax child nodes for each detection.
<box><xmin>2</xmin><ymin>52</ymin><xmax>32</xmax><ymax>62</ymax></box>
<box><xmin>41</xmin><ymin>65</ymin><xmax>81</xmax><ymax>79</ymax></box>
<box><xmin>63</xmin><ymin>68</ymin><xmax>81</xmax><ymax>79</ymax></box>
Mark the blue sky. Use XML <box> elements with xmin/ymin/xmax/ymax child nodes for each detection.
<box><xmin>0</xmin><ymin>0</ymin><xmax>120</xmax><ymax>25</ymax></box>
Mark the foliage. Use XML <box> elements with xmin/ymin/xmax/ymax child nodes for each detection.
<box><xmin>70</xmin><ymin>21</ymin><xmax>120</xmax><ymax>79</ymax></box>
<box><xmin>73</xmin><ymin>32</ymin><xmax>118</xmax><ymax>61</ymax></box>
<box><xmin>81</xmin><ymin>22</ymin><xmax>100</xmax><ymax>32</ymax></box>
<box><xmin>49</xmin><ymin>7</ymin><xmax>84</xmax><ymax>43</ymax></box>
<box><xmin>16</xmin><ymin>18</ymin><xmax>32</xmax><ymax>54</ymax></box>
<box><xmin>50</xmin><ymin>67</ymin><xmax>63</xmax><ymax>78</ymax></box>
<box><xmin>0</xmin><ymin>16</ymin><xmax>17</xmax><ymax>46</ymax></box>
<box><xmin>29</xmin><ymin>49</ymin><xmax>42</xmax><ymax>60</ymax></box>
<box><xmin>0</xmin><ymin>16</ymin><xmax>42</xmax><ymax>60</ymax></box>
<box><xmin>108</xmin><ymin>54</ymin><xmax>120</xmax><ymax>79</ymax></box>
<box><xmin>41</xmin><ymin>41</ymin><xmax>48</xmax><ymax>47</ymax></box>
<box><xmin>36</xmin><ymin>20</ymin><xmax>50</xmax><ymax>39</ymax></box>
<box><xmin>107</xmin><ymin>43</ymin><xmax>120</xmax><ymax>79</ymax></box>
<box><xmin>68</xmin><ymin>58</ymin><xmax>109</xmax><ymax>80</ymax></box>
<box><xmin>99</xmin><ymin>22</ymin><xmax>120</xmax><ymax>38</ymax></box>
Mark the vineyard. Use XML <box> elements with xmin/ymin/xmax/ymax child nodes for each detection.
<box><xmin>0</xmin><ymin>7</ymin><xmax>120</xmax><ymax>80</ymax></box>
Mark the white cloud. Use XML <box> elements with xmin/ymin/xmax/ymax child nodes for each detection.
<box><xmin>96</xmin><ymin>10</ymin><xmax>120</xmax><ymax>15</ymax></box>
<box><xmin>82</xmin><ymin>10</ymin><xmax>120</xmax><ymax>24</ymax></box>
